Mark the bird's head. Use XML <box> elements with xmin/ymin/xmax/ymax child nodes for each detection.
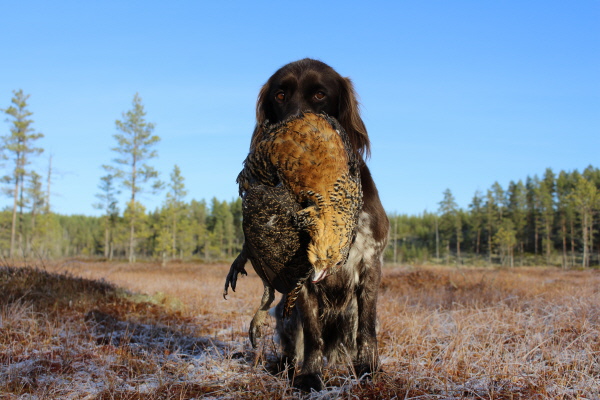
<box><xmin>299</xmin><ymin>206</ymin><xmax>351</xmax><ymax>283</ymax></box>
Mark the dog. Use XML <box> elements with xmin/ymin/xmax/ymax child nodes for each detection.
<box><xmin>251</xmin><ymin>59</ymin><xmax>388</xmax><ymax>391</ymax></box>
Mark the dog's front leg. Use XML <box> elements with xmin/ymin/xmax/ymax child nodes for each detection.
<box><xmin>354</xmin><ymin>257</ymin><xmax>382</xmax><ymax>377</ymax></box>
<box><xmin>294</xmin><ymin>287</ymin><xmax>325</xmax><ymax>392</ymax></box>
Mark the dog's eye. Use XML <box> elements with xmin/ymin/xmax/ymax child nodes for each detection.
<box><xmin>314</xmin><ymin>91</ymin><xmax>326</xmax><ymax>101</ymax></box>
<box><xmin>275</xmin><ymin>91</ymin><xmax>285</xmax><ymax>102</ymax></box>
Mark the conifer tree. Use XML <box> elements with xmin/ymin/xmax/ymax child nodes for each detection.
<box><xmin>538</xmin><ymin>168</ymin><xmax>556</xmax><ymax>262</ymax></box>
<box><xmin>484</xmin><ymin>189</ymin><xmax>499</xmax><ymax>263</ymax></box>
<box><xmin>556</xmin><ymin>171</ymin><xmax>576</xmax><ymax>267</ymax></box>
<box><xmin>104</xmin><ymin>93</ymin><xmax>162</xmax><ymax>263</ymax></box>
<box><xmin>94</xmin><ymin>174</ymin><xmax>120</xmax><ymax>259</ymax></box>
<box><xmin>507</xmin><ymin>180</ymin><xmax>527</xmax><ymax>263</ymax></box>
<box><xmin>438</xmin><ymin>188</ymin><xmax>461</xmax><ymax>262</ymax></box>
<box><xmin>493</xmin><ymin>219</ymin><xmax>517</xmax><ymax>267</ymax></box>
<box><xmin>491</xmin><ymin>181</ymin><xmax>507</xmax><ymax>220</ymax></box>
<box><xmin>1</xmin><ymin>90</ymin><xmax>44</xmax><ymax>258</ymax></box>
<box><xmin>190</xmin><ymin>199</ymin><xmax>208</xmax><ymax>260</ymax></box>
<box><xmin>526</xmin><ymin>176</ymin><xmax>542</xmax><ymax>256</ymax></box>
<box><xmin>469</xmin><ymin>191</ymin><xmax>484</xmax><ymax>256</ymax></box>
<box><xmin>25</xmin><ymin>171</ymin><xmax>45</xmax><ymax>254</ymax></box>
<box><xmin>569</xmin><ymin>175</ymin><xmax>599</xmax><ymax>268</ymax></box>
<box><xmin>166</xmin><ymin>165</ymin><xmax>187</xmax><ymax>258</ymax></box>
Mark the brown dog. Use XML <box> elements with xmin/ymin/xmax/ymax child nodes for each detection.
<box><xmin>234</xmin><ymin>59</ymin><xmax>389</xmax><ymax>391</ymax></box>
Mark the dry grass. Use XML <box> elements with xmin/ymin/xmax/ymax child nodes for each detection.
<box><xmin>1</xmin><ymin>260</ymin><xmax>599</xmax><ymax>399</ymax></box>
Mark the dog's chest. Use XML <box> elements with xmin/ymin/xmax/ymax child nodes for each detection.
<box><xmin>344</xmin><ymin>211</ymin><xmax>380</xmax><ymax>281</ymax></box>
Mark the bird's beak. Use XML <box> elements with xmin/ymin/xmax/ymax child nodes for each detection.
<box><xmin>312</xmin><ymin>268</ymin><xmax>329</xmax><ymax>283</ymax></box>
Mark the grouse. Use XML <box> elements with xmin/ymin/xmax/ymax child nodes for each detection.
<box><xmin>223</xmin><ymin>112</ymin><xmax>362</xmax><ymax>347</ymax></box>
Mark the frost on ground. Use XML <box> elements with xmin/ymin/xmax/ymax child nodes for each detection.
<box><xmin>1</xmin><ymin>262</ymin><xmax>600</xmax><ymax>399</ymax></box>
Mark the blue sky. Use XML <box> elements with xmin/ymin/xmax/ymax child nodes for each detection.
<box><xmin>1</xmin><ymin>1</ymin><xmax>598</xmax><ymax>216</ymax></box>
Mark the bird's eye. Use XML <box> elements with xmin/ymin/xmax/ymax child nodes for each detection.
<box><xmin>314</xmin><ymin>91</ymin><xmax>326</xmax><ymax>100</ymax></box>
<box><xmin>275</xmin><ymin>91</ymin><xmax>285</xmax><ymax>102</ymax></box>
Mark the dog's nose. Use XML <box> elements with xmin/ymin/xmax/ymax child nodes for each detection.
<box><xmin>289</xmin><ymin>104</ymin><xmax>306</xmax><ymax>117</ymax></box>
<box><xmin>287</xmin><ymin>96</ymin><xmax>311</xmax><ymax>117</ymax></box>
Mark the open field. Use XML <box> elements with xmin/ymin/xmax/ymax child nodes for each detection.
<box><xmin>1</xmin><ymin>260</ymin><xmax>599</xmax><ymax>399</ymax></box>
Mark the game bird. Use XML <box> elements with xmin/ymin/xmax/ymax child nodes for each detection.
<box><xmin>223</xmin><ymin>112</ymin><xmax>363</xmax><ymax>346</ymax></box>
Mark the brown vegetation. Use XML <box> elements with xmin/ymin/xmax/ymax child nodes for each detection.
<box><xmin>1</xmin><ymin>261</ymin><xmax>599</xmax><ymax>399</ymax></box>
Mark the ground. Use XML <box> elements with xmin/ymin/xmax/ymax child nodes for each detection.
<box><xmin>0</xmin><ymin>260</ymin><xmax>599</xmax><ymax>399</ymax></box>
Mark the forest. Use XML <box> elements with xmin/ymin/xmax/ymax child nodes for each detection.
<box><xmin>1</xmin><ymin>90</ymin><xmax>599</xmax><ymax>267</ymax></box>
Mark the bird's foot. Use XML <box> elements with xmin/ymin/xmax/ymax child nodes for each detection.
<box><xmin>249</xmin><ymin>309</ymin><xmax>269</xmax><ymax>348</ymax></box>
<box><xmin>223</xmin><ymin>252</ymin><xmax>248</xmax><ymax>299</ymax></box>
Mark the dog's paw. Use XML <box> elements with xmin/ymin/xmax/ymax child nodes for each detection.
<box><xmin>265</xmin><ymin>356</ymin><xmax>296</xmax><ymax>378</ymax></box>
<box><xmin>353</xmin><ymin>362</ymin><xmax>382</xmax><ymax>380</ymax></box>
<box><xmin>293</xmin><ymin>373</ymin><xmax>324</xmax><ymax>392</ymax></box>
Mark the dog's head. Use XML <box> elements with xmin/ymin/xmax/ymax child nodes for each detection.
<box><xmin>251</xmin><ymin>58</ymin><xmax>370</xmax><ymax>159</ymax></box>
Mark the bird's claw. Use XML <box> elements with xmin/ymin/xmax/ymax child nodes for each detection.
<box><xmin>249</xmin><ymin>310</ymin><xmax>267</xmax><ymax>348</ymax></box>
<box><xmin>223</xmin><ymin>253</ymin><xmax>248</xmax><ymax>299</ymax></box>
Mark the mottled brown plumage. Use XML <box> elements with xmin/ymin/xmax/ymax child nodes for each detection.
<box><xmin>224</xmin><ymin>112</ymin><xmax>363</xmax><ymax>346</ymax></box>
<box><xmin>239</xmin><ymin>183</ymin><xmax>310</xmax><ymax>295</ymax></box>
<box><xmin>240</xmin><ymin>112</ymin><xmax>363</xmax><ymax>280</ymax></box>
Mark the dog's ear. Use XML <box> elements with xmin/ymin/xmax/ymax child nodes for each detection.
<box><xmin>250</xmin><ymin>83</ymin><xmax>272</xmax><ymax>151</ymax></box>
<box><xmin>338</xmin><ymin>77</ymin><xmax>370</xmax><ymax>159</ymax></box>
<box><xmin>256</xmin><ymin>82</ymin><xmax>271</xmax><ymax>126</ymax></box>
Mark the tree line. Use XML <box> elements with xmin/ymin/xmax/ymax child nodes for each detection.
<box><xmin>0</xmin><ymin>90</ymin><xmax>246</xmax><ymax>262</ymax></box>
<box><xmin>389</xmin><ymin>166</ymin><xmax>600</xmax><ymax>268</ymax></box>
<box><xmin>2</xmin><ymin>90</ymin><xmax>599</xmax><ymax>267</ymax></box>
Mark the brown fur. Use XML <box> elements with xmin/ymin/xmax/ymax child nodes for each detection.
<box><xmin>260</xmin><ymin>59</ymin><xmax>389</xmax><ymax>391</ymax></box>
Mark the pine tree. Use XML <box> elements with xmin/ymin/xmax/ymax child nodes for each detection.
<box><xmin>1</xmin><ymin>90</ymin><xmax>44</xmax><ymax>258</ymax></box>
<box><xmin>569</xmin><ymin>175</ymin><xmax>599</xmax><ymax>268</ymax></box>
<box><xmin>166</xmin><ymin>165</ymin><xmax>187</xmax><ymax>259</ymax></box>
<box><xmin>94</xmin><ymin>174</ymin><xmax>120</xmax><ymax>259</ymax></box>
<box><xmin>189</xmin><ymin>199</ymin><xmax>208</xmax><ymax>260</ymax></box>
<box><xmin>484</xmin><ymin>189</ymin><xmax>499</xmax><ymax>264</ymax></box>
<box><xmin>538</xmin><ymin>168</ymin><xmax>556</xmax><ymax>263</ymax></box>
<box><xmin>525</xmin><ymin>176</ymin><xmax>542</xmax><ymax>256</ymax></box>
<box><xmin>25</xmin><ymin>171</ymin><xmax>45</xmax><ymax>255</ymax></box>
<box><xmin>556</xmin><ymin>171</ymin><xmax>576</xmax><ymax>268</ymax></box>
<box><xmin>583</xmin><ymin>166</ymin><xmax>600</xmax><ymax>258</ymax></box>
<box><xmin>104</xmin><ymin>93</ymin><xmax>162</xmax><ymax>262</ymax></box>
<box><xmin>493</xmin><ymin>219</ymin><xmax>517</xmax><ymax>267</ymax></box>
<box><xmin>438</xmin><ymin>188</ymin><xmax>461</xmax><ymax>263</ymax></box>
<box><xmin>469</xmin><ymin>191</ymin><xmax>484</xmax><ymax>256</ymax></box>
<box><xmin>153</xmin><ymin>211</ymin><xmax>173</xmax><ymax>266</ymax></box>
<box><xmin>507</xmin><ymin>180</ymin><xmax>527</xmax><ymax>264</ymax></box>
<box><xmin>491</xmin><ymin>181</ymin><xmax>507</xmax><ymax>220</ymax></box>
